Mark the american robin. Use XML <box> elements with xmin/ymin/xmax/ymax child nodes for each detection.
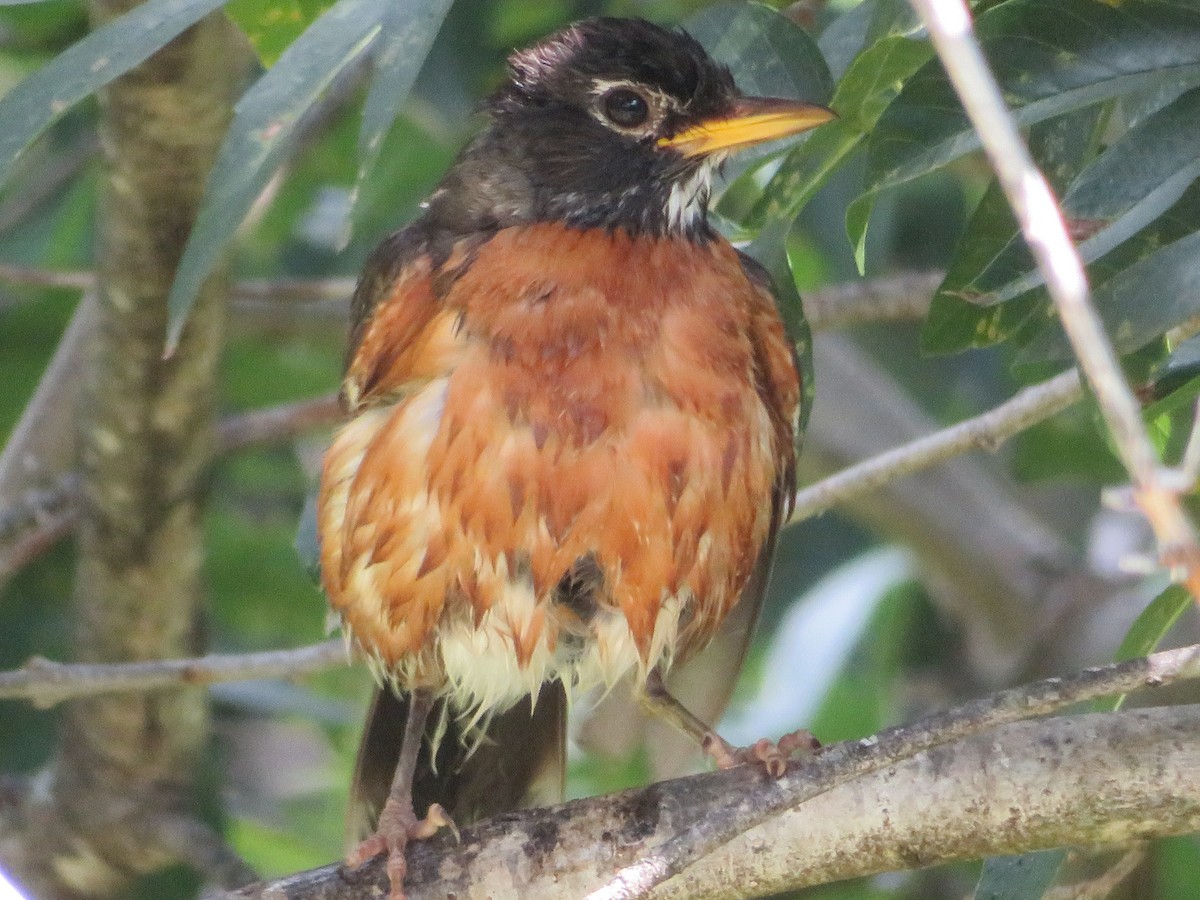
<box><xmin>318</xmin><ymin>16</ymin><xmax>833</xmax><ymax>898</ymax></box>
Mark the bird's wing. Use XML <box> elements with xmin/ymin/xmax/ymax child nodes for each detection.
<box><xmin>342</xmin><ymin>226</ymin><xmax>486</xmax><ymax>410</ymax></box>
<box><xmin>695</xmin><ymin>249</ymin><xmax>801</xmax><ymax>699</ymax></box>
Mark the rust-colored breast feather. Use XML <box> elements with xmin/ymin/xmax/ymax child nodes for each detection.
<box><xmin>319</xmin><ymin>223</ymin><xmax>799</xmax><ymax>711</ymax></box>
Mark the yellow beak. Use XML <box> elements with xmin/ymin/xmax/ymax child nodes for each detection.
<box><xmin>658</xmin><ymin>96</ymin><xmax>836</xmax><ymax>157</ymax></box>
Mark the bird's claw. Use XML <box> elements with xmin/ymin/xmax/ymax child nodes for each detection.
<box><xmin>702</xmin><ymin>729</ymin><xmax>821</xmax><ymax>778</ymax></box>
<box><xmin>343</xmin><ymin>803</ymin><xmax>458</xmax><ymax>900</ymax></box>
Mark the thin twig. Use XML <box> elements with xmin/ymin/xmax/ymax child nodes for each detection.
<box><xmin>803</xmin><ymin>270</ymin><xmax>941</xmax><ymax>331</ymax></box>
<box><xmin>589</xmin><ymin>642</ymin><xmax>1200</xmax><ymax>898</ymax></box>
<box><xmin>217</xmin><ymin>393</ymin><xmax>341</xmax><ymax>453</ymax></box>
<box><xmin>0</xmin><ymin>266</ymin><xmax>942</xmax><ymax>331</ymax></box>
<box><xmin>0</xmin><ymin>263</ymin><xmax>93</xmax><ymax>292</ymax></box>
<box><xmin>0</xmin><ymin>265</ymin><xmax>355</xmax><ymax>305</ymax></box>
<box><xmin>234</xmin><ymin>275</ymin><xmax>355</xmax><ymax>303</ymax></box>
<box><xmin>0</xmin><ymin>473</ymin><xmax>78</xmax><ymax>545</ymax></box>
<box><xmin>909</xmin><ymin>0</ymin><xmax>1200</xmax><ymax>600</ymax></box>
<box><xmin>0</xmin><ymin>510</ymin><xmax>76</xmax><ymax>575</ymax></box>
<box><xmin>0</xmin><ymin>639</ymin><xmax>348</xmax><ymax>708</ymax></box>
<box><xmin>0</xmin><ymin>395</ymin><xmax>341</xmax><ymax>580</ymax></box>
<box><xmin>790</xmin><ymin>368</ymin><xmax>1082</xmax><ymax>523</ymax></box>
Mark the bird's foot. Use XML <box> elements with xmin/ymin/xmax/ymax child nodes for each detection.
<box><xmin>344</xmin><ymin>802</ymin><xmax>457</xmax><ymax>900</ymax></box>
<box><xmin>702</xmin><ymin>729</ymin><xmax>821</xmax><ymax>778</ymax></box>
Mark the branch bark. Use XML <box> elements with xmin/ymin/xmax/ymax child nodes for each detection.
<box><xmin>223</xmin><ymin>704</ymin><xmax>1200</xmax><ymax>899</ymax></box>
<box><xmin>594</xmin><ymin>643</ymin><xmax>1200</xmax><ymax>897</ymax></box>
<box><xmin>0</xmin><ymin>8</ymin><xmax>248</xmax><ymax>898</ymax></box>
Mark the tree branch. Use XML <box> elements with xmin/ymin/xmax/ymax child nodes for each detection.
<box><xmin>0</xmin><ymin>7</ymin><xmax>248</xmax><ymax>896</ymax></box>
<box><xmin>0</xmin><ymin>266</ymin><xmax>942</xmax><ymax>331</ymax></box>
<box><xmin>217</xmin><ymin>393</ymin><xmax>341</xmax><ymax>454</ymax></box>
<box><xmin>591</xmin><ymin>643</ymin><xmax>1200</xmax><ymax>897</ymax></box>
<box><xmin>0</xmin><ymin>639</ymin><xmax>347</xmax><ymax>707</ymax></box>
<box><xmin>220</xmin><ymin>682</ymin><xmax>1200</xmax><ymax>898</ymax></box>
<box><xmin>790</xmin><ymin>368</ymin><xmax>1082</xmax><ymax>522</ymax></box>
<box><xmin>802</xmin><ymin>270</ymin><xmax>941</xmax><ymax>331</ymax></box>
<box><xmin>0</xmin><ymin>394</ymin><xmax>340</xmax><ymax>582</ymax></box>
<box><xmin>909</xmin><ymin>0</ymin><xmax>1200</xmax><ymax>600</ymax></box>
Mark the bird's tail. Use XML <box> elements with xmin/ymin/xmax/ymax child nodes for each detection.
<box><xmin>347</xmin><ymin>681</ymin><xmax>567</xmax><ymax>844</ymax></box>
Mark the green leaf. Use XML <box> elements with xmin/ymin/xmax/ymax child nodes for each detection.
<box><xmin>294</xmin><ymin>490</ymin><xmax>321</xmax><ymax>582</ymax></box>
<box><xmin>687</xmin><ymin>2</ymin><xmax>833</xmax><ymax>105</ymax></box>
<box><xmin>922</xmin><ymin>107</ymin><xmax>1104</xmax><ymax>354</ymax></box>
<box><xmin>1021</xmin><ymin>228</ymin><xmax>1200</xmax><ymax>363</ymax></box>
<box><xmin>1105</xmin><ymin>584</ymin><xmax>1191</xmax><ymax>710</ymax></box>
<box><xmin>0</xmin><ymin>0</ymin><xmax>230</xmax><ymax>192</ymax></box>
<box><xmin>817</xmin><ymin>0</ymin><xmax>920</xmax><ymax>82</ymax></box>
<box><xmin>226</xmin><ymin>0</ymin><xmax>336</xmax><ymax>67</ymax></box>
<box><xmin>166</xmin><ymin>0</ymin><xmax>383</xmax><ymax>352</ymax></box>
<box><xmin>849</xmin><ymin>0</ymin><xmax>1200</xmax><ymax>254</ymax></box>
<box><xmin>350</xmin><ymin>0</ymin><xmax>453</xmax><ymax>234</ymax></box>
<box><xmin>957</xmin><ymin>87</ymin><xmax>1200</xmax><ymax>310</ymax></box>
<box><xmin>974</xmin><ymin>850</ymin><xmax>1064</xmax><ymax>900</ymax></box>
<box><xmin>751</xmin><ymin>35</ymin><xmax>932</xmax><ymax>234</ymax></box>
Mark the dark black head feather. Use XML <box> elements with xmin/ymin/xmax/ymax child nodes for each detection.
<box><xmin>422</xmin><ymin>18</ymin><xmax>741</xmax><ymax>240</ymax></box>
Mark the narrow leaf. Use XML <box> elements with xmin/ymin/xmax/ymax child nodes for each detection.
<box><xmin>166</xmin><ymin>0</ymin><xmax>383</xmax><ymax>352</ymax></box>
<box><xmin>0</xmin><ymin>0</ymin><xmax>230</xmax><ymax>192</ymax></box>
<box><xmin>1104</xmin><ymin>584</ymin><xmax>1192</xmax><ymax>712</ymax></box>
<box><xmin>922</xmin><ymin>107</ymin><xmax>1104</xmax><ymax>354</ymax></box>
<box><xmin>226</xmin><ymin>0</ymin><xmax>336</xmax><ymax>66</ymax></box>
<box><xmin>1021</xmin><ymin>229</ymin><xmax>1200</xmax><ymax>362</ymax></box>
<box><xmin>850</xmin><ymin>0</ymin><xmax>1200</xmax><ymax>253</ymax></box>
<box><xmin>751</xmin><ymin>35</ymin><xmax>932</xmax><ymax>233</ymax></box>
<box><xmin>974</xmin><ymin>850</ymin><xmax>1064</xmax><ymax>900</ymax></box>
<box><xmin>687</xmin><ymin>2</ymin><xmax>832</xmax><ymax>104</ymax></box>
<box><xmin>351</xmin><ymin>0</ymin><xmax>453</xmax><ymax>231</ymax></box>
<box><xmin>747</xmin><ymin>219</ymin><xmax>815</xmax><ymax>442</ymax></box>
<box><xmin>963</xmin><ymin>88</ymin><xmax>1200</xmax><ymax>308</ymax></box>
<box><xmin>687</xmin><ymin>2</ymin><xmax>833</xmax><ymax>189</ymax></box>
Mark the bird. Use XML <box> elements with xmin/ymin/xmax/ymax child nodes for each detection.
<box><xmin>317</xmin><ymin>16</ymin><xmax>833</xmax><ymax>898</ymax></box>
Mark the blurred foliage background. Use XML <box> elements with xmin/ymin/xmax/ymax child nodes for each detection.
<box><xmin>3</xmin><ymin>0</ymin><xmax>1200</xmax><ymax>897</ymax></box>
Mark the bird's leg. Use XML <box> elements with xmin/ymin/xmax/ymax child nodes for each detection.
<box><xmin>344</xmin><ymin>688</ymin><xmax>456</xmax><ymax>900</ymax></box>
<box><xmin>640</xmin><ymin>668</ymin><xmax>819</xmax><ymax>778</ymax></box>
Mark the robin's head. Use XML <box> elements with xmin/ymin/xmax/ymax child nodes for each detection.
<box><xmin>424</xmin><ymin>18</ymin><xmax>834</xmax><ymax>239</ymax></box>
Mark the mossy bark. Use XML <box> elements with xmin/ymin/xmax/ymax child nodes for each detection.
<box><xmin>7</xmin><ymin>7</ymin><xmax>246</xmax><ymax>897</ymax></box>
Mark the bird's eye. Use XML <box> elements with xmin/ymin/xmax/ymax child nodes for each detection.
<box><xmin>603</xmin><ymin>88</ymin><xmax>650</xmax><ymax>128</ymax></box>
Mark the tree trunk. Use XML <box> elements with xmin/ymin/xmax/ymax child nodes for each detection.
<box><xmin>4</xmin><ymin>8</ymin><xmax>246</xmax><ymax>897</ymax></box>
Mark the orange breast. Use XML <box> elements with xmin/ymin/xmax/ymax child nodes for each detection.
<box><xmin>319</xmin><ymin>223</ymin><xmax>797</xmax><ymax>713</ymax></box>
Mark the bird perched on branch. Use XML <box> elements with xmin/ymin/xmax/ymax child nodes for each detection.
<box><xmin>318</xmin><ymin>16</ymin><xmax>833</xmax><ymax>898</ymax></box>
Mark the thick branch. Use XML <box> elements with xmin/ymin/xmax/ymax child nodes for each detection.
<box><xmin>593</xmin><ymin>643</ymin><xmax>1200</xmax><ymax>897</ymax></box>
<box><xmin>223</xmin><ymin>704</ymin><xmax>1200</xmax><ymax>899</ymax></box>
